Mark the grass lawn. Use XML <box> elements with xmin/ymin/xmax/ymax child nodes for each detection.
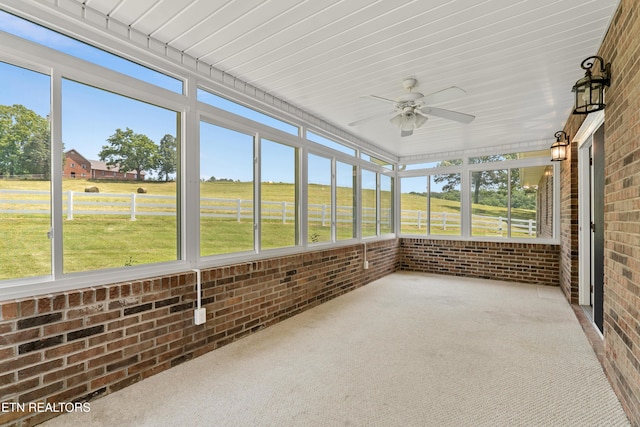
<box><xmin>1</xmin><ymin>179</ymin><xmax>537</xmax><ymax>280</ymax></box>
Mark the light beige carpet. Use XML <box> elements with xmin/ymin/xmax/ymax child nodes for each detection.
<box><xmin>42</xmin><ymin>272</ymin><xmax>630</xmax><ymax>426</ymax></box>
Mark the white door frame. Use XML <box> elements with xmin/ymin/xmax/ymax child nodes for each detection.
<box><xmin>575</xmin><ymin>111</ymin><xmax>604</xmax><ymax>306</ymax></box>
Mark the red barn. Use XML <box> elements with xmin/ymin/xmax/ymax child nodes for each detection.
<box><xmin>64</xmin><ymin>149</ymin><xmax>145</xmax><ymax>180</ymax></box>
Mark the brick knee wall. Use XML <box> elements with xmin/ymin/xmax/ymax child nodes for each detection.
<box><xmin>400</xmin><ymin>239</ymin><xmax>560</xmax><ymax>286</ymax></box>
<box><xmin>0</xmin><ymin>237</ymin><xmax>565</xmax><ymax>426</ymax></box>
<box><xmin>0</xmin><ymin>239</ymin><xmax>400</xmax><ymax>426</ymax></box>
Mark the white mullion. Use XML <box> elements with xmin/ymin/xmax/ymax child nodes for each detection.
<box><xmin>460</xmin><ymin>158</ymin><xmax>471</xmax><ymax>238</ymax></box>
<box><xmin>184</xmin><ymin>76</ymin><xmax>199</xmax><ymax>267</ymax></box>
<box><xmin>507</xmin><ymin>168</ymin><xmax>513</xmax><ymax>238</ymax></box>
<box><xmin>376</xmin><ymin>172</ymin><xmax>381</xmax><ymax>237</ymax></box>
<box><xmin>254</xmin><ymin>136</ymin><xmax>261</xmax><ymax>254</ymax></box>
<box><xmin>356</xmin><ymin>165</ymin><xmax>362</xmax><ymax>240</ymax></box>
<box><xmin>50</xmin><ymin>68</ymin><xmax>63</xmax><ymax>279</ymax></box>
<box><xmin>331</xmin><ymin>158</ymin><xmax>337</xmax><ymax>243</ymax></box>
<box><xmin>300</xmin><ymin>147</ymin><xmax>309</xmax><ymax>248</ymax></box>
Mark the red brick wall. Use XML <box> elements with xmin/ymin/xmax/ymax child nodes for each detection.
<box><xmin>400</xmin><ymin>239</ymin><xmax>560</xmax><ymax>286</ymax></box>
<box><xmin>0</xmin><ymin>239</ymin><xmax>400</xmax><ymax>426</ymax></box>
<box><xmin>557</xmin><ymin>125</ymin><xmax>582</xmax><ymax>303</ymax></box>
<box><xmin>597</xmin><ymin>0</ymin><xmax>640</xmax><ymax>424</ymax></box>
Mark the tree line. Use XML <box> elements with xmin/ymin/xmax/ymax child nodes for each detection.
<box><xmin>0</xmin><ymin>104</ymin><xmax>176</xmax><ymax>181</ymax></box>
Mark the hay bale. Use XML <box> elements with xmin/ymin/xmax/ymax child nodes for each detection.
<box><xmin>84</xmin><ymin>186</ymin><xmax>99</xmax><ymax>193</ymax></box>
<box><xmin>137</xmin><ymin>187</ymin><xmax>147</xmax><ymax>194</ymax></box>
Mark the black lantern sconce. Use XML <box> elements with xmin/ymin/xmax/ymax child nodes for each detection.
<box><xmin>550</xmin><ymin>131</ymin><xmax>569</xmax><ymax>161</ymax></box>
<box><xmin>572</xmin><ymin>56</ymin><xmax>610</xmax><ymax>114</ymax></box>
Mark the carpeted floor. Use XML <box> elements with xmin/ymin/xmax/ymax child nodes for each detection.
<box><xmin>42</xmin><ymin>272</ymin><xmax>630</xmax><ymax>426</ymax></box>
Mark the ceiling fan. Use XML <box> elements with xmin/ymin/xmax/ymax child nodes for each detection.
<box><xmin>349</xmin><ymin>78</ymin><xmax>475</xmax><ymax>137</ymax></box>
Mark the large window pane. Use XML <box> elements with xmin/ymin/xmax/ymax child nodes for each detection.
<box><xmin>307</xmin><ymin>153</ymin><xmax>331</xmax><ymax>244</ymax></box>
<box><xmin>307</xmin><ymin>131</ymin><xmax>355</xmax><ymax>156</ymax></box>
<box><xmin>198</xmin><ymin>89</ymin><xmax>298</xmax><ymax>136</ymax></box>
<box><xmin>200</xmin><ymin>123</ymin><xmax>254</xmax><ymax>255</ymax></box>
<box><xmin>400</xmin><ymin>176</ymin><xmax>427</xmax><ymax>234</ymax></box>
<box><xmin>0</xmin><ymin>11</ymin><xmax>182</xmax><ymax>93</ymax></box>
<box><xmin>510</xmin><ymin>167</ymin><xmax>543</xmax><ymax>238</ymax></box>
<box><xmin>61</xmin><ymin>79</ymin><xmax>179</xmax><ymax>272</ymax></box>
<box><xmin>431</xmin><ymin>173</ymin><xmax>461</xmax><ymax>236</ymax></box>
<box><xmin>361</xmin><ymin>169</ymin><xmax>377</xmax><ymax>237</ymax></box>
<box><xmin>380</xmin><ymin>174</ymin><xmax>393</xmax><ymax>234</ymax></box>
<box><xmin>261</xmin><ymin>139</ymin><xmax>297</xmax><ymax>249</ymax></box>
<box><xmin>401</xmin><ymin>174</ymin><xmax>461</xmax><ymax>236</ymax></box>
<box><xmin>336</xmin><ymin>161</ymin><xmax>356</xmax><ymax>240</ymax></box>
<box><xmin>0</xmin><ymin>62</ymin><xmax>51</xmax><ymax>280</ymax></box>
<box><xmin>471</xmin><ymin>169</ymin><xmax>508</xmax><ymax>237</ymax></box>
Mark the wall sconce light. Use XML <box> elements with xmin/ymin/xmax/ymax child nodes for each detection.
<box><xmin>572</xmin><ymin>55</ymin><xmax>611</xmax><ymax>114</ymax></box>
<box><xmin>550</xmin><ymin>131</ymin><xmax>569</xmax><ymax>161</ymax></box>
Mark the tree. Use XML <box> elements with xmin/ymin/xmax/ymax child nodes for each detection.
<box><xmin>434</xmin><ymin>155</ymin><xmax>516</xmax><ymax>205</ymax></box>
<box><xmin>156</xmin><ymin>134</ymin><xmax>177</xmax><ymax>182</ymax></box>
<box><xmin>99</xmin><ymin>128</ymin><xmax>158</xmax><ymax>181</ymax></box>
<box><xmin>0</xmin><ymin>104</ymin><xmax>50</xmax><ymax>177</ymax></box>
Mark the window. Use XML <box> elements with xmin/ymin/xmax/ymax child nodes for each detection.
<box><xmin>198</xmin><ymin>89</ymin><xmax>298</xmax><ymax>136</ymax></box>
<box><xmin>361</xmin><ymin>169</ymin><xmax>377</xmax><ymax>237</ymax></box>
<box><xmin>336</xmin><ymin>161</ymin><xmax>356</xmax><ymax>240</ymax></box>
<box><xmin>200</xmin><ymin>122</ymin><xmax>255</xmax><ymax>255</ymax></box>
<box><xmin>61</xmin><ymin>78</ymin><xmax>180</xmax><ymax>272</ymax></box>
<box><xmin>400</xmin><ymin>176</ymin><xmax>427</xmax><ymax>234</ymax></box>
<box><xmin>306</xmin><ymin>131</ymin><xmax>355</xmax><ymax>156</ymax></box>
<box><xmin>400</xmin><ymin>174</ymin><xmax>461</xmax><ymax>235</ymax></box>
<box><xmin>430</xmin><ymin>173</ymin><xmax>461</xmax><ymax>235</ymax></box>
<box><xmin>401</xmin><ymin>159</ymin><xmax>462</xmax><ymax>170</ymax></box>
<box><xmin>380</xmin><ymin>174</ymin><xmax>393</xmax><ymax>234</ymax></box>
<box><xmin>471</xmin><ymin>169</ymin><xmax>508</xmax><ymax>237</ymax></box>
<box><xmin>469</xmin><ymin>150</ymin><xmax>548</xmax><ymax>164</ymax></box>
<box><xmin>307</xmin><ymin>153</ymin><xmax>332</xmax><ymax>244</ymax></box>
<box><xmin>361</xmin><ymin>153</ymin><xmax>393</xmax><ymax>170</ymax></box>
<box><xmin>511</xmin><ymin>167</ymin><xmax>546</xmax><ymax>238</ymax></box>
<box><xmin>261</xmin><ymin>139</ymin><xmax>298</xmax><ymax>249</ymax></box>
<box><xmin>0</xmin><ymin>62</ymin><xmax>51</xmax><ymax>280</ymax></box>
<box><xmin>0</xmin><ymin>11</ymin><xmax>182</xmax><ymax>93</ymax></box>
<box><xmin>470</xmin><ymin>166</ymin><xmax>542</xmax><ymax>238</ymax></box>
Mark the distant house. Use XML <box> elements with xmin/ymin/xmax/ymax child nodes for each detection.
<box><xmin>64</xmin><ymin>149</ymin><xmax>145</xmax><ymax>180</ymax></box>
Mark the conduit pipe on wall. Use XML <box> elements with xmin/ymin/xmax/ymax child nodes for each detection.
<box><xmin>192</xmin><ymin>269</ymin><xmax>206</xmax><ymax>325</ymax></box>
<box><xmin>363</xmin><ymin>243</ymin><xmax>369</xmax><ymax>270</ymax></box>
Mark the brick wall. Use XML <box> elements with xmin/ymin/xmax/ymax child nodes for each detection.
<box><xmin>400</xmin><ymin>239</ymin><xmax>560</xmax><ymax>286</ymax></box>
<box><xmin>597</xmin><ymin>0</ymin><xmax>640</xmax><ymax>424</ymax></box>
<box><xmin>0</xmin><ymin>239</ymin><xmax>400</xmax><ymax>426</ymax></box>
<box><xmin>557</xmin><ymin>120</ymin><xmax>582</xmax><ymax>303</ymax></box>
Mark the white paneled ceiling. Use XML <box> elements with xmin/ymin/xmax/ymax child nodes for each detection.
<box><xmin>77</xmin><ymin>0</ymin><xmax>618</xmax><ymax>159</ymax></box>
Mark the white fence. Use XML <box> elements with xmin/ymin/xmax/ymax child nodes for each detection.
<box><xmin>1</xmin><ymin>189</ymin><xmax>535</xmax><ymax>234</ymax></box>
<box><xmin>402</xmin><ymin>209</ymin><xmax>536</xmax><ymax>236</ymax></box>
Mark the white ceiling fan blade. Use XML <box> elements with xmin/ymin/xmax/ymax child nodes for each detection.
<box><xmin>348</xmin><ymin>110</ymin><xmax>396</xmax><ymax>127</ymax></box>
<box><xmin>421</xmin><ymin>106</ymin><xmax>475</xmax><ymax>124</ymax></box>
<box><xmin>401</xmin><ymin>129</ymin><xmax>413</xmax><ymax>137</ymax></box>
<box><xmin>366</xmin><ymin>94</ymin><xmax>398</xmax><ymax>104</ymax></box>
<box><xmin>422</xmin><ymin>86</ymin><xmax>467</xmax><ymax>105</ymax></box>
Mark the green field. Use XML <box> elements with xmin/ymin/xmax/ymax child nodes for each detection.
<box><xmin>0</xmin><ymin>179</ymin><xmax>536</xmax><ymax>280</ymax></box>
<box><xmin>399</xmin><ymin>192</ymin><xmax>536</xmax><ymax>237</ymax></box>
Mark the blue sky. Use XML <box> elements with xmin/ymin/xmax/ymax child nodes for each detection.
<box><xmin>1</xmin><ymin>10</ymin><xmax>407</xmax><ymax>188</ymax></box>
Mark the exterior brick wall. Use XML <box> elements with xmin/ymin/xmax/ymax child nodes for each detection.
<box><xmin>557</xmin><ymin>119</ymin><xmax>582</xmax><ymax>303</ymax></box>
<box><xmin>596</xmin><ymin>0</ymin><xmax>640</xmax><ymax>424</ymax></box>
<box><xmin>400</xmin><ymin>239</ymin><xmax>560</xmax><ymax>286</ymax></box>
<box><xmin>0</xmin><ymin>239</ymin><xmax>400</xmax><ymax>426</ymax></box>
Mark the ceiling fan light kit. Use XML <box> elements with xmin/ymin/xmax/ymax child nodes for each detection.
<box><xmin>350</xmin><ymin>78</ymin><xmax>475</xmax><ymax>137</ymax></box>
